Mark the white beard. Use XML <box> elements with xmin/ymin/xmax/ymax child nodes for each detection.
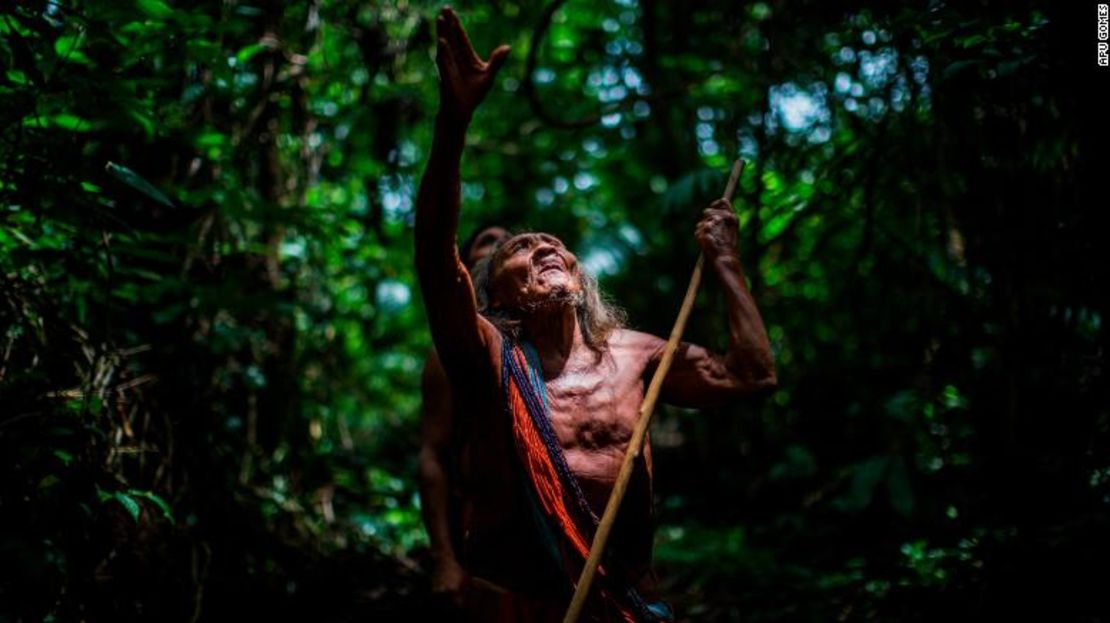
<box><xmin>519</xmin><ymin>286</ymin><xmax>583</xmax><ymax>314</ymax></box>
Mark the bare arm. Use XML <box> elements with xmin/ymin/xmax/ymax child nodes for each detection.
<box><xmin>414</xmin><ymin>8</ymin><xmax>509</xmax><ymax>372</ymax></box>
<box><xmin>417</xmin><ymin>351</ymin><xmax>468</xmax><ymax>604</ymax></box>
<box><xmin>656</xmin><ymin>199</ymin><xmax>777</xmax><ymax>407</ymax></box>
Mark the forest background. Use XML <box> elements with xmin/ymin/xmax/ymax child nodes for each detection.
<box><xmin>2</xmin><ymin>0</ymin><xmax>1107</xmax><ymax>621</ymax></box>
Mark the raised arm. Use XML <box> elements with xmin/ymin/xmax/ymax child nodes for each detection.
<box><xmin>414</xmin><ymin>8</ymin><xmax>509</xmax><ymax>369</ymax></box>
<box><xmin>656</xmin><ymin>198</ymin><xmax>777</xmax><ymax>407</ymax></box>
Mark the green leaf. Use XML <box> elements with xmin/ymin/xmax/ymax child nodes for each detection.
<box><xmin>958</xmin><ymin>34</ymin><xmax>987</xmax><ymax>49</ymax></box>
<box><xmin>236</xmin><ymin>42</ymin><xmax>269</xmax><ymax>65</ymax></box>
<box><xmin>128</xmin><ymin>108</ymin><xmax>156</xmax><ymax>140</ymax></box>
<box><xmin>769</xmin><ymin>444</ymin><xmax>817</xmax><ymax>480</ymax></box>
<box><xmin>942</xmin><ymin>59</ymin><xmax>981</xmax><ymax>80</ymax></box>
<box><xmin>136</xmin><ymin>0</ymin><xmax>173</xmax><ymax>19</ymax></box>
<box><xmin>5</xmin><ymin>69</ymin><xmax>28</xmax><ymax>85</ymax></box>
<box><xmin>23</xmin><ymin>113</ymin><xmax>96</xmax><ymax>132</ymax></box>
<box><xmin>5</xmin><ymin>226</ymin><xmax>35</xmax><ymax>247</ymax></box>
<box><xmin>53</xmin><ymin>33</ymin><xmax>92</xmax><ymax>65</ymax></box>
<box><xmin>152</xmin><ymin>303</ymin><xmax>185</xmax><ymax>324</ymax></box>
<box><xmin>128</xmin><ymin>489</ymin><xmax>176</xmax><ymax>524</ymax></box>
<box><xmin>105</xmin><ymin>161</ymin><xmax>176</xmax><ymax>208</ymax></box>
<box><xmin>195</xmin><ymin>131</ymin><xmax>227</xmax><ymax>148</ymax></box>
<box><xmin>119</xmin><ymin>21</ymin><xmax>159</xmax><ymax>35</ymax></box>
<box><xmin>884</xmin><ymin>390</ymin><xmax>918</xmax><ymax>421</ymax></box>
<box><xmin>186</xmin><ymin>39</ymin><xmax>220</xmax><ymax>61</ymax></box>
<box><xmin>110</xmin><ymin>491</ymin><xmax>142</xmax><ymax>521</ymax></box>
<box><xmin>836</xmin><ymin>456</ymin><xmax>888</xmax><ymax>512</ymax></box>
<box><xmin>942</xmin><ymin>384</ymin><xmax>968</xmax><ymax>409</ymax></box>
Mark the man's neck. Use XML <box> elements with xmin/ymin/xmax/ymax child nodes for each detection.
<box><xmin>522</xmin><ymin>303</ymin><xmax>580</xmax><ymax>378</ymax></box>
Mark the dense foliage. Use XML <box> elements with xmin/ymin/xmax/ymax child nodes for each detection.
<box><xmin>2</xmin><ymin>1</ymin><xmax>1106</xmax><ymax>621</ymax></box>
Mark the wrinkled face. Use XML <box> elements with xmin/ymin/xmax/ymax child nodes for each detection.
<box><xmin>466</xmin><ymin>226</ymin><xmax>509</xmax><ymax>269</ymax></box>
<box><xmin>489</xmin><ymin>232</ymin><xmax>581</xmax><ymax>311</ymax></box>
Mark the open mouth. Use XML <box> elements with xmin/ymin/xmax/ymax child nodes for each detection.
<box><xmin>536</xmin><ymin>259</ymin><xmax>565</xmax><ymax>275</ymax></box>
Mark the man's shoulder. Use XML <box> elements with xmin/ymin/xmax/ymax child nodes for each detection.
<box><xmin>608</xmin><ymin>328</ymin><xmax>666</xmax><ymax>358</ymax></box>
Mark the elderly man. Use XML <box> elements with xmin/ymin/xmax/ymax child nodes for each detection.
<box><xmin>415</xmin><ymin>8</ymin><xmax>776</xmax><ymax>622</ymax></box>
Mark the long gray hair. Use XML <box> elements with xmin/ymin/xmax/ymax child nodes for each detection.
<box><xmin>470</xmin><ymin>238</ymin><xmax>625</xmax><ymax>354</ymax></box>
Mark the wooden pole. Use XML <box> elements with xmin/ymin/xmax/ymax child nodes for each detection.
<box><xmin>561</xmin><ymin>159</ymin><xmax>745</xmax><ymax>623</ymax></box>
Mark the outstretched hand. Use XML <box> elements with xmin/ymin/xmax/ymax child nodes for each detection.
<box><xmin>435</xmin><ymin>7</ymin><xmax>510</xmax><ymax>122</ymax></box>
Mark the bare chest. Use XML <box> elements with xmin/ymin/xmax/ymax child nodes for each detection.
<box><xmin>543</xmin><ymin>351</ymin><xmax>647</xmax><ymax>453</ymax></box>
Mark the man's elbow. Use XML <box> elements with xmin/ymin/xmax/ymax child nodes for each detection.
<box><xmin>694</xmin><ymin>374</ymin><xmax>776</xmax><ymax>409</ymax></box>
<box><xmin>747</xmin><ymin>372</ymin><xmax>778</xmax><ymax>398</ymax></box>
<box><xmin>745</xmin><ymin>353</ymin><xmax>778</xmax><ymax>396</ymax></box>
<box><xmin>726</xmin><ymin>367</ymin><xmax>777</xmax><ymax>400</ymax></box>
